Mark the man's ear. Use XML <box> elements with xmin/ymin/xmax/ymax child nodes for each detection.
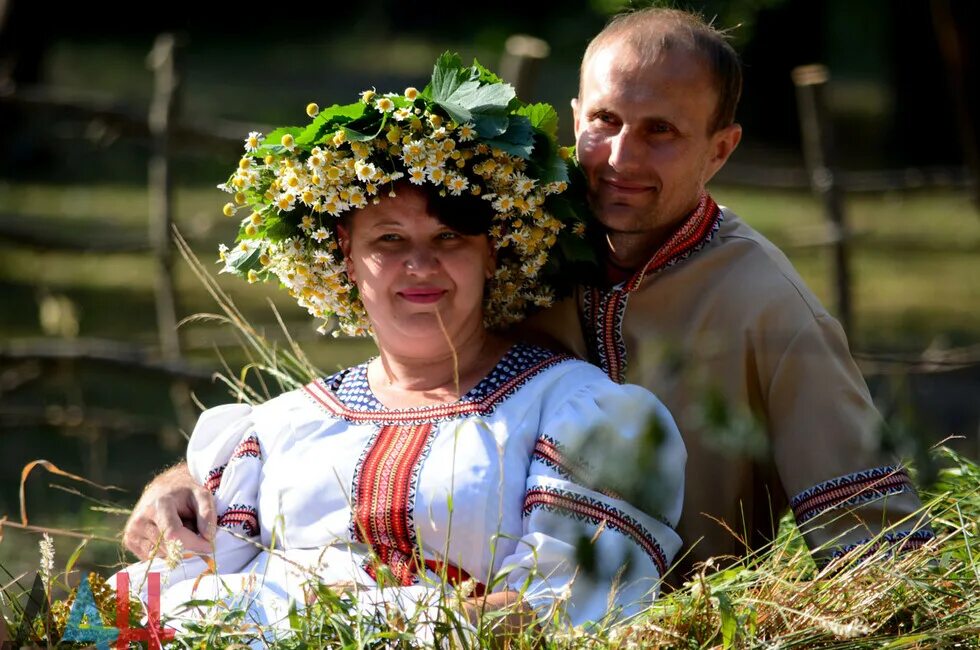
<box><xmin>704</xmin><ymin>123</ymin><xmax>742</xmax><ymax>184</ymax></box>
<box><xmin>571</xmin><ymin>97</ymin><xmax>582</xmax><ymax>136</ymax></box>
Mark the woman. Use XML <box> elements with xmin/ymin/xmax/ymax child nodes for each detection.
<box><xmin>121</xmin><ymin>55</ymin><xmax>685</xmax><ymax>640</ymax></box>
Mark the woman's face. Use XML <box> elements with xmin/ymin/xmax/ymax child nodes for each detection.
<box><xmin>339</xmin><ymin>187</ymin><xmax>494</xmax><ymax>348</ymax></box>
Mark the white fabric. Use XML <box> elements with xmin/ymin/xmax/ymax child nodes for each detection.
<box><xmin>121</xmin><ymin>344</ymin><xmax>685</xmax><ymax>635</ymax></box>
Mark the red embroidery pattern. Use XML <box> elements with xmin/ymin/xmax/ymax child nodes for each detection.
<box><xmin>584</xmin><ymin>287</ymin><xmax>629</xmax><ymax>384</ymax></box>
<box><xmin>583</xmin><ymin>193</ymin><xmax>722</xmax><ymax>384</ymax></box>
<box><xmin>352</xmin><ymin>423</ymin><xmax>435</xmax><ymax>586</ymax></box>
<box><xmin>232</xmin><ymin>435</ymin><xmax>261</xmax><ymax>459</ymax></box>
<box><xmin>532</xmin><ymin>436</ymin><xmax>624</xmax><ymax>500</ymax></box>
<box><xmin>204</xmin><ymin>465</ymin><xmax>225</xmax><ymax>494</ymax></box>
<box><xmin>524</xmin><ymin>487</ymin><xmax>668</xmax><ymax>577</ymax></box>
<box><xmin>217</xmin><ymin>505</ymin><xmax>259</xmax><ymax>537</ymax></box>
<box><xmin>625</xmin><ymin>193</ymin><xmax>722</xmax><ymax>292</ymax></box>
<box><xmin>303</xmin><ymin>353</ymin><xmax>570</xmax><ymax>424</ymax></box>
<box><xmin>791</xmin><ymin>466</ymin><xmax>915</xmax><ymax>525</ymax></box>
<box><xmin>830</xmin><ymin>529</ymin><xmax>935</xmax><ymax>562</ymax></box>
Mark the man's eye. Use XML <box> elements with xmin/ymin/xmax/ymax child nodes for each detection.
<box><xmin>379</xmin><ymin>233</ymin><xmax>402</xmax><ymax>242</ymax></box>
<box><xmin>650</xmin><ymin>122</ymin><xmax>673</xmax><ymax>134</ymax></box>
<box><xmin>594</xmin><ymin>112</ymin><xmax>617</xmax><ymax>125</ymax></box>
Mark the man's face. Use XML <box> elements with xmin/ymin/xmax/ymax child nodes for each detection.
<box><xmin>574</xmin><ymin>42</ymin><xmax>740</xmax><ymax>244</ymax></box>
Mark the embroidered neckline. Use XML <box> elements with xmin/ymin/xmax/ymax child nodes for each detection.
<box><xmin>617</xmin><ymin>192</ymin><xmax>723</xmax><ymax>293</ymax></box>
<box><xmin>581</xmin><ymin>193</ymin><xmax>723</xmax><ymax>384</ymax></box>
<box><xmin>303</xmin><ymin>342</ymin><xmax>572</xmax><ymax>424</ymax></box>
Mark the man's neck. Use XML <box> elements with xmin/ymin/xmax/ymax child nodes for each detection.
<box><xmin>603</xmin><ymin>194</ymin><xmax>709</xmax><ymax>280</ymax></box>
<box><xmin>604</xmin><ymin>226</ymin><xmax>676</xmax><ymax>273</ymax></box>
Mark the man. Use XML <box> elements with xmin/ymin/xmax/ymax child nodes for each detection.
<box><xmin>524</xmin><ymin>7</ymin><xmax>929</xmax><ymax>569</ymax></box>
<box><xmin>124</xmin><ymin>8</ymin><xmax>930</xmax><ymax>571</ymax></box>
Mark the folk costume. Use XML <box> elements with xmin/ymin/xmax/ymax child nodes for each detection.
<box><xmin>524</xmin><ymin>193</ymin><xmax>931</xmax><ymax>568</ymax></box>
<box><xmin>131</xmin><ymin>345</ymin><xmax>684</xmax><ymax>629</ymax></box>
<box><xmin>119</xmin><ymin>54</ymin><xmax>688</xmax><ymax>637</ymax></box>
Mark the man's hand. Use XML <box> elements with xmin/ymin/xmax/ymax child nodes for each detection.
<box><xmin>123</xmin><ymin>462</ymin><xmax>216</xmax><ymax>560</ymax></box>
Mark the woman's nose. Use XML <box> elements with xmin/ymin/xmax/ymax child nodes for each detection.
<box><xmin>404</xmin><ymin>244</ymin><xmax>438</xmax><ymax>273</ymax></box>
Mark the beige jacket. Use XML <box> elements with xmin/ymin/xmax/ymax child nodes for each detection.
<box><xmin>524</xmin><ymin>195</ymin><xmax>930</xmax><ymax>570</ymax></box>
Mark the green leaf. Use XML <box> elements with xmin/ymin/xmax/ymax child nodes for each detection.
<box><xmin>296</xmin><ymin>103</ymin><xmax>365</xmax><ymax>145</ymax></box>
<box><xmin>483</xmin><ymin>115</ymin><xmax>534</xmax><ymax>158</ymax></box>
<box><xmin>259</xmin><ymin>214</ymin><xmax>295</xmax><ymax>241</ymax></box>
<box><xmin>716</xmin><ymin>592</ymin><xmax>737</xmax><ymax>648</ymax></box>
<box><xmin>428</xmin><ymin>52</ymin><xmax>515</xmax><ymax>138</ymax></box>
<box><xmin>518</xmin><ymin>103</ymin><xmax>559</xmax><ymax>141</ymax></box>
<box><xmin>342</xmin><ymin>112</ymin><xmax>387</xmax><ymax>142</ymax></box>
<box><xmin>471</xmin><ymin>58</ymin><xmax>505</xmax><ymax>85</ymax></box>
<box><xmin>223</xmin><ymin>242</ymin><xmax>264</xmax><ymax>275</ymax></box>
<box><xmin>428</xmin><ymin>52</ymin><xmax>470</xmax><ymax>103</ymax></box>
<box><xmin>264</xmin><ymin>126</ymin><xmax>303</xmax><ymax>147</ymax></box>
<box><xmin>65</xmin><ymin>539</ymin><xmax>89</xmax><ymax>578</ymax></box>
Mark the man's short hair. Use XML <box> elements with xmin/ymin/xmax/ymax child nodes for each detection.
<box><xmin>581</xmin><ymin>7</ymin><xmax>743</xmax><ymax>133</ymax></box>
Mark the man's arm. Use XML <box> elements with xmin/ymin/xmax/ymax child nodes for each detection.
<box><xmin>122</xmin><ymin>462</ymin><xmax>216</xmax><ymax>559</ymax></box>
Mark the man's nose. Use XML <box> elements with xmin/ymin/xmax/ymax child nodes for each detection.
<box><xmin>608</xmin><ymin>127</ymin><xmax>643</xmax><ymax>173</ymax></box>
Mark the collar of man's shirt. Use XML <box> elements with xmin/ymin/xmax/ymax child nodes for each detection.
<box><xmin>601</xmin><ymin>193</ymin><xmax>723</xmax><ymax>291</ymax></box>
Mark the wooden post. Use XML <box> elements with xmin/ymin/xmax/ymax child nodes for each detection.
<box><xmin>148</xmin><ymin>33</ymin><xmax>195</xmax><ymax>435</ymax></box>
<box><xmin>498</xmin><ymin>35</ymin><xmax>550</xmax><ymax>100</ymax></box>
<box><xmin>792</xmin><ymin>64</ymin><xmax>853</xmax><ymax>341</ymax></box>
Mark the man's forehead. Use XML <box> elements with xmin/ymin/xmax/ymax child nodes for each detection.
<box><xmin>581</xmin><ymin>42</ymin><xmax>712</xmax><ymax>101</ymax></box>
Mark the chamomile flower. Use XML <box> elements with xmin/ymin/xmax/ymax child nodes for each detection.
<box><xmin>457</xmin><ymin>122</ymin><xmax>476</xmax><ymax>142</ymax></box>
<box><xmin>281</xmin><ymin>133</ymin><xmax>296</xmax><ymax>151</ymax></box>
<box><xmin>276</xmin><ymin>192</ymin><xmax>297</xmax><ymax>212</ymax></box>
<box><xmin>375</xmin><ymin>96</ymin><xmax>395</xmax><ymax>113</ymax></box>
<box><xmin>348</xmin><ymin>190</ymin><xmax>367</xmax><ymax>209</ymax></box>
<box><xmin>244</xmin><ymin>131</ymin><xmax>264</xmax><ymax>152</ymax></box>
<box><xmin>493</xmin><ymin>195</ymin><xmax>515</xmax><ymax>212</ymax></box>
<box><xmin>408</xmin><ymin>166</ymin><xmax>426</xmax><ymax>185</ymax></box>
<box><xmin>355</xmin><ymin>161</ymin><xmax>377</xmax><ymax>182</ymax></box>
<box><xmin>404</xmin><ymin>86</ymin><xmax>419</xmax><ymax>100</ymax></box>
<box><xmin>427</xmin><ymin>167</ymin><xmax>446</xmax><ymax>185</ymax></box>
<box><xmin>512</xmin><ymin>174</ymin><xmax>535</xmax><ymax>195</ymax></box>
<box><xmin>312</xmin><ymin>228</ymin><xmax>330</xmax><ymax>242</ymax></box>
<box><xmin>446</xmin><ymin>174</ymin><xmax>469</xmax><ymax>196</ymax></box>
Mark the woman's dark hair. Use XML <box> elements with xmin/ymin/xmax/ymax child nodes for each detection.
<box><xmin>340</xmin><ymin>181</ymin><xmax>494</xmax><ymax>237</ymax></box>
<box><xmin>422</xmin><ymin>184</ymin><xmax>494</xmax><ymax>236</ymax></box>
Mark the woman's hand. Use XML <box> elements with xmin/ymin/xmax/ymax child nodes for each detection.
<box><xmin>122</xmin><ymin>463</ymin><xmax>216</xmax><ymax>559</ymax></box>
<box><xmin>462</xmin><ymin>590</ymin><xmax>538</xmax><ymax>639</ymax></box>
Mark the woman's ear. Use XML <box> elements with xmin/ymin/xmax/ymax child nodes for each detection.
<box><xmin>485</xmin><ymin>241</ymin><xmax>497</xmax><ymax>280</ymax></box>
<box><xmin>337</xmin><ymin>223</ymin><xmax>356</xmax><ymax>282</ymax></box>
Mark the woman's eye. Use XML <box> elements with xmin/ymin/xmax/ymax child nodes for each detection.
<box><xmin>378</xmin><ymin>233</ymin><xmax>402</xmax><ymax>242</ymax></box>
<box><xmin>437</xmin><ymin>231</ymin><xmax>461</xmax><ymax>240</ymax></box>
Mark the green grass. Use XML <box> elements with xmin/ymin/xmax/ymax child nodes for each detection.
<box><xmin>3</xmin><ymin>448</ymin><xmax>976</xmax><ymax>649</ymax></box>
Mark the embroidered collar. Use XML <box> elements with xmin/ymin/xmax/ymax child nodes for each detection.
<box><xmin>610</xmin><ymin>193</ymin><xmax>723</xmax><ymax>293</ymax></box>
<box><xmin>303</xmin><ymin>342</ymin><xmax>571</xmax><ymax>424</ymax></box>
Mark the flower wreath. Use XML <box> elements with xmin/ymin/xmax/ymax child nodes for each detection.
<box><xmin>218</xmin><ymin>52</ymin><xmax>592</xmax><ymax>337</ymax></box>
